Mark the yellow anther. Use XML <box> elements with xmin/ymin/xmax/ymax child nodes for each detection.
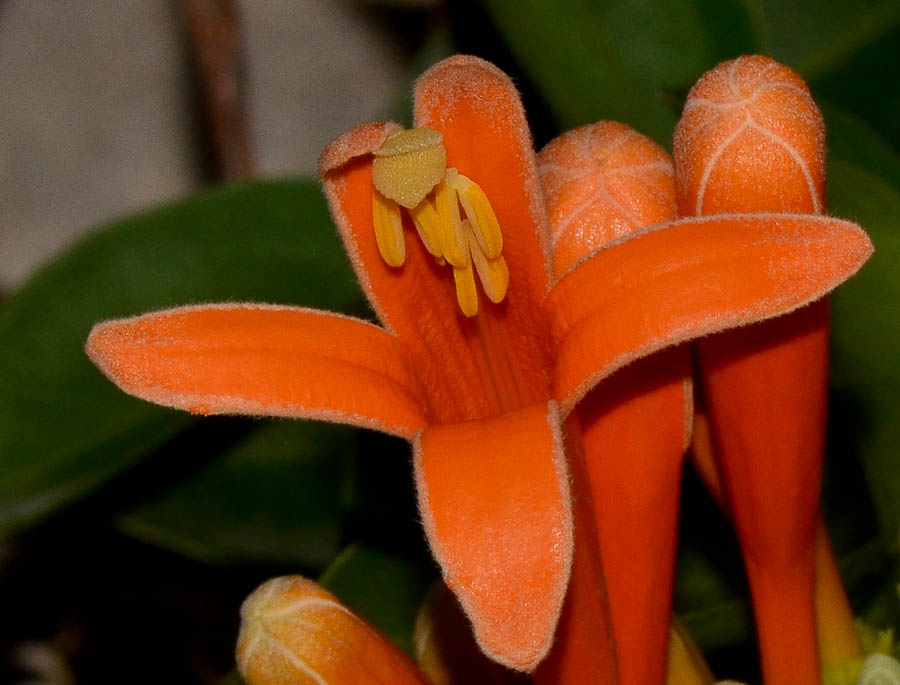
<box><xmin>372</xmin><ymin>190</ymin><xmax>406</xmax><ymax>267</ymax></box>
<box><xmin>452</xmin><ymin>172</ymin><xmax>503</xmax><ymax>259</ymax></box>
<box><xmin>367</xmin><ymin>129</ymin><xmax>508</xmax><ymax>317</ymax></box>
<box><xmin>464</xmin><ymin>219</ymin><xmax>509</xmax><ymax>304</ymax></box>
<box><xmin>372</xmin><ymin>128</ymin><xmax>447</xmax><ymax>209</ymax></box>
<box><xmin>435</xmin><ymin>169</ymin><xmax>469</xmax><ymax>268</ymax></box>
<box><xmin>408</xmin><ymin>198</ymin><xmax>443</xmax><ymax>258</ymax></box>
<box><xmin>452</xmin><ymin>261</ymin><xmax>479</xmax><ymax>317</ymax></box>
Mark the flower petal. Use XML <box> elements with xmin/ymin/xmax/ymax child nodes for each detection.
<box><xmin>415</xmin><ymin>55</ymin><xmax>553</xmax><ymax>303</ymax></box>
<box><xmin>413</xmin><ymin>401</ymin><xmax>573</xmax><ymax>672</ymax></box>
<box><xmin>237</xmin><ymin>576</ymin><xmax>428</xmax><ymax>685</ymax></box>
<box><xmin>320</xmin><ymin>58</ymin><xmax>555</xmax><ymax>423</ymax></box>
<box><xmin>550</xmin><ymin>213</ymin><xmax>873</xmax><ymax>414</ymax></box>
<box><xmin>413</xmin><ymin>581</ymin><xmax>531</xmax><ymax>684</ymax></box>
<box><xmin>86</xmin><ymin>303</ymin><xmax>426</xmax><ymax>438</ymax></box>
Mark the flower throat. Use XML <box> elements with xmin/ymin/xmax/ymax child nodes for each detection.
<box><xmin>371</xmin><ymin>127</ymin><xmax>509</xmax><ymax>317</ymax></box>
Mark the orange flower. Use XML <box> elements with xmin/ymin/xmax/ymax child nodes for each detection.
<box><xmin>539</xmin><ymin>121</ymin><xmax>690</xmax><ymax>685</ymax></box>
<box><xmin>86</xmin><ymin>55</ymin><xmax>871</xmax><ymax>673</ymax></box>
<box><xmin>675</xmin><ymin>55</ymin><xmax>861</xmax><ymax>684</ymax></box>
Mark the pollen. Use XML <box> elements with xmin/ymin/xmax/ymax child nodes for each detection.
<box><xmin>371</xmin><ymin>127</ymin><xmax>508</xmax><ymax>317</ymax></box>
<box><xmin>373</xmin><ymin>128</ymin><xmax>447</xmax><ymax>208</ymax></box>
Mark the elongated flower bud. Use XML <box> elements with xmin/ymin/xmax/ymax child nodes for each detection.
<box><xmin>675</xmin><ymin>55</ymin><xmax>860</xmax><ymax>685</ymax></box>
<box><xmin>674</xmin><ymin>56</ymin><xmax>825</xmax><ymax>216</ymax></box>
<box><xmin>539</xmin><ymin>121</ymin><xmax>691</xmax><ymax>685</ymax></box>
<box><xmin>236</xmin><ymin>576</ymin><xmax>427</xmax><ymax>685</ymax></box>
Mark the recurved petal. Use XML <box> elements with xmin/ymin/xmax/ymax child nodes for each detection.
<box><xmin>550</xmin><ymin>213</ymin><xmax>873</xmax><ymax>414</ymax></box>
<box><xmin>237</xmin><ymin>576</ymin><xmax>428</xmax><ymax>685</ymax></box>
<box><xmin>413</xmin><ymin>401</ymin><xmax>573</xmax><ymax>672</ymax></box>
<box><xmin>414</xmin><ymin>581</ymin><xmax>531</xmax><ymax>685</ymax></box>
<box><xmin>86</xmin><ymin>303</ymin><xmax>426</xmax><ymax>438</ymax></box>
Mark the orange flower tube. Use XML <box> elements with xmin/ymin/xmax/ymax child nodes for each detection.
<box><xmin>690</xmin><ymin>397</ymin><xmax>863</xmax><ymax>679</ymax></box>
<box><xmin>538</xmin><ymin>121</ymin><xmax>690</xmax><ymax>685</ymax></box>
<box><xmin>674</xmin><ymin>55</ymin><xmax>847</xmax><ymax>684</ymax></box>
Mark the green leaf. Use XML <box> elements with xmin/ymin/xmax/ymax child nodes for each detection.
<box><xmin>481</xmin><ymin>0</ymin><xmax>761</xmax><ymax>145</ymax></box>
<box><xmin>481</xmin><ymin>0</ymin><xmax>676</xmax><ymax>143</ymax></box>
<box><xmin>827</xmin><ymin>159</ymin><xmax>900</xmax><ymax>537</ymax></box>
<box><xmin>815</xmin><ymin>31</ymin><xmax>900</xmax><ymax>154</ymax></box>
<box><xmin>755</xmin><ymin>0</ymin><xmax>900</xmax><ymax>82</ymax></box>
<box><xmin>0</xmin><ymin>178</ymin><xmax>363</xmax><ymax>537</ymax></box>
<box><xmin>319</xmin><ymin>544</ymin><xmax>434</xmax><ymax>657</ymax></box>
<box><xmin>117</xmin><ymin>420</ymin><xmax>357</xmax><ymax>568</ymax></box>
<box><xmin>674</xmin><ymin>541</ymin><xmax>754</xmax><ymax>652</ymax></box>
<box><xmin>824</xmin><ymin>104</ymin><xmax>900</xmax><ymax>192</ymax></box>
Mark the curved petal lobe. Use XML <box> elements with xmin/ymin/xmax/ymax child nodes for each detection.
<box><xmin>413</xmin><ymin>402</ymin><xmax>573</xmax><ymax>672</ymax></box>
<box><xmin>550</xmin><ymin>213</ymin><xmax>873</xmax><ymax>414</ymax></box>
<box><xmin>86</xmin><ymin>304</ymin><xmax>426</xmax><ymax>437</ymax></box>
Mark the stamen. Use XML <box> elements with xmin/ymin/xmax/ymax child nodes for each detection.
<box><xmin>372</xmin><ymin>128</ymin><xmax>446</xmax><ymax>209</ymax></box>
<box><xmin>366</xmin><ymin>128</ymin><xmax>508</xmax><ymax>317</ymax></box>
<box><xmin>435</xmin><ymin>170</ymin><xmax>469</xmax><ymax>268</ymax></box>
<box><xmin>453</xmin><ymin>260</ymin><xmax>479</xmax><ymax>317</ymax></box>
<box><xmin>372</xmin><ymin>191</ymin><xmax>406</xmax><ymax>267</ymax></box>
<box><xmin>409</xmin><ymin>198</ymin><xmax>443</xmax><ymax>257</ymax></box>
<box><xmin>452</xmin><ymin>172</ymin><xmax>503</xmax><ymax>259</ymax></box>
<box><xmin>464</xmin><ymin>220</ymin><xmax>509</xmax><ymax>304</ymax></box>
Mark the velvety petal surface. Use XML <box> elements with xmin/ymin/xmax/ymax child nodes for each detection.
<box><xmin>86</xmin><ymin>304</ymin><xmax>426</xmax><ymax>437</ymax></box>
<box><xmin>413</xmin><ymin>402</ymin><xmax>573</xmax><ymax>672</ymax></box>
<box><xmin>550</xmin><ymin>213</ymin><xmax>873</xmax><ymax>414</ymax></box>
<box><xmin>538</xmin><ymin>121</ymin><xmax>676</xmax><ymax>278</ymax></box>
<box><xmin>320</xmin><ymin>56</ymin><xmax>555</xmax><ymax>424</ymax></box>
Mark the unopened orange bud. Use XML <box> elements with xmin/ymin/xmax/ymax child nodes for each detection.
<box><xmin>539</xmin><ymin>121</ymin><xmax>676</xmax><ymax>277</ymax></box>
<box><xmin>236</xmin><ymin>576</ymin><xmax>427</xmax><ymax>685</ymax></box>
<box><xmin>539</xmin><ymin>122</ymin><xmax>689</xmax><ymax>685</ymax></box>
<box><xmin>674</xmin><ymin>55</ymin><xmax>825</xmax><ymax>216</ymax></box>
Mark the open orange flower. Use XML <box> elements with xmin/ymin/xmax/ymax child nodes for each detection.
<box><xmin>85</xmin><ymin>55</ymin><xmax>872</xmax><ymax>673</ymax></box>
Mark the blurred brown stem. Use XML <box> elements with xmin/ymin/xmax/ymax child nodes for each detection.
<box><xmin>185</xmin><ymin>0</ymin><xmax>256</xmax><ymax>180</ymax></box>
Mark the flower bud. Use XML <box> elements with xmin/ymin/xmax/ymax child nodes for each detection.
<box><xmin>674</xmin><ymin>55</ymin><xmax>825</xmax><ymax>216</ymax></box>
<box><xmin>236</xmin><ymin>576</ymin><xmax>426</xmax><ymax>685</ymax></box>
<box><xmin>539</xmin><ymin>121</ymin><xmax>676</xmax><ymax>277</ymax></box>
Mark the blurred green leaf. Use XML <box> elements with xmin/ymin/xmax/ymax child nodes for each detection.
<box><xmin>0</xmin><ymin>178</ymin><xmax>363</xmax><ymax>538</ymax></box>
<box><xmin>824</xmin><ymin>104</ymin><xmax>900</xmax><ymax>191</ymax></box>
<box><xmin>827</xmin><ymin>159</ymin><xmax>900</xmax><ymax>537</ymax></box>
<box><xmin>815</xmin><ymin>29</ymin><xmax>900</xmax><ymax>153</ymax></box>
<box><xmin>823</xmin><ymin>101</ymin><xmax>900</xmax><ymax>539</ymax></box>
<box><xmin>117</xmin><ymin>420</ymin><xmax>357</xmax><ymax>568</ymax></box>
<box><xmin>482</xmin><ymin>0</ymin><xmax>677</xmax><ymax>143</ymax></box>
<box><xmin>674</xmin><ymin>538</ymin><xmax>754</xmax><ymax>651</ymax></box>
<box><xmin>481</xmin><ymin>0</ymin><xmax>760</xmax><ymax>145</ymax></box>
<box><xmin>319</xmin><ymin>544</ymin><xmax>434</xmax><ymax>657</ymax></box>
<box><xmin>756</xmin><ymin>0</ymin><xmax>900</xmax><ymax>82</ymax></box>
